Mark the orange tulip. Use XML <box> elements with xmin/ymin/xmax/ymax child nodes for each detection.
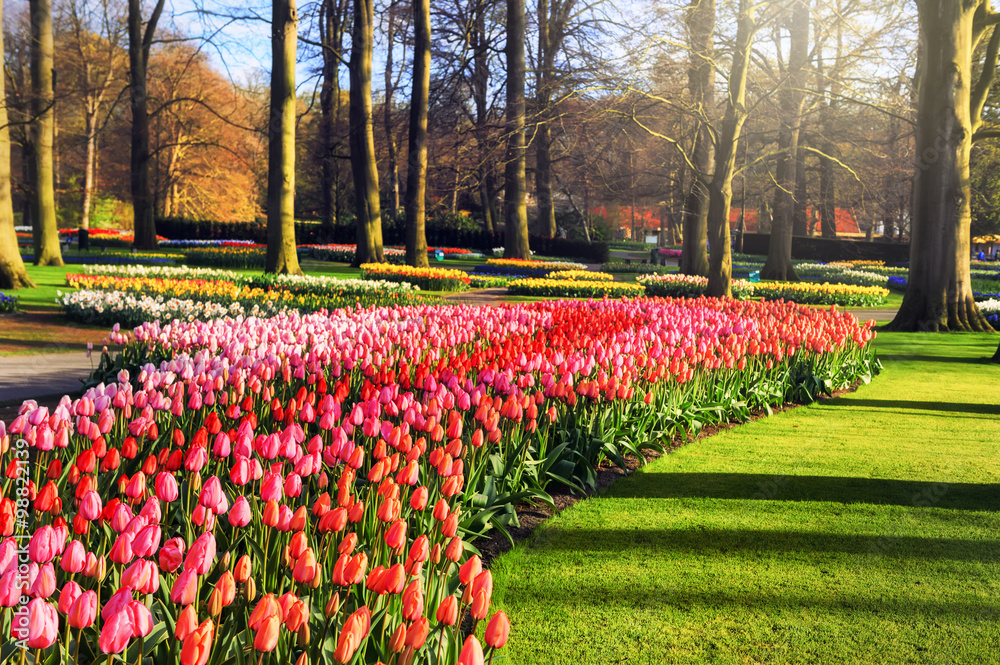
<box><xmin>435</xmin><ymin>595</ymin><xmax>458</xmax><ymax>626</ymax></box>
<box><xmin>456</xmin><ymin>635</ymin><xmax>485</xmax><ymax>665</ymax></box>
<box><xmin>180</xmin><ymin>619</ymin><xmax>214</xmax><ymax>665</ymax></box>
<box><xmin>253</xmin><ymin>615</ymin><xmax>280</xmax><ymax>652</ymax></box>
<box><xmin>484</xmin><ymin>611</ymin><xmax>510</xmax><ymax>649</ymax></box>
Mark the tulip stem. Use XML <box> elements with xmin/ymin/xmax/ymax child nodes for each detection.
<box><xmin>435</xmin><ymin>624</ymin><xmax>446</xmax><ymax>665</ymax></box>
<box><xmin>74</xmin><ymin>628</ymin><xmax>83</xmax><ymax>665</ymax></box>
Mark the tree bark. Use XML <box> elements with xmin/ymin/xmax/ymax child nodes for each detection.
<box><xmin>504</xmin><ymin>0</ymin><xmax>530</xmax><ymax>259</ymax></box>
<box><xmin>127</xmin><ymin>0</ymin><xmax>165</xmax><ymax>250</ymax></box>
<box><xmin>383</xmin><ymin>2</ymin><xmax>400</xmax><ymax>214</ymax></box>
<box><xmin>350</xmin><ymin>0</ymin><xmax>385</xmax><ymax>265</ymax></box>
<box><xmin>319</xmin><ymin>0</ymin><xmax>347</xmax><ymax>232</ymax></box>
<box><xmin>762</xmin><ymin>0</ymin><xmax>809</xmax><ymax>282</ymax></box>
<box><xmin>535</xmin><ymin>0</ymin><xmax>556</xmax><ymax>238</ymax></box>
<box><xmin>0</xmin><ymin>3</ymin><xmax>34</xmax><ymax>290</ymax></box>
<box><xmin>29</xmin><ymin>0</ymin><xmax>62</xmax><ymax>266</ymax></box>
<box><xmin>266</xmin><ymin>0</ymin><xmax>303</xmax><ymax>275</ymax></box>
<box><xmin>472</xmin><ymin>3</ymin><xmax>495</xmax><ymax>235</ymax></box>
<box><xmin>404</xmin><ymin>0</ymin><xmax>429</xmax><ymax>268</ymax></box>
<box><xmin>705</xmin><ymin>0</ymin><xmax>754</xmax><ymax>298</ymax></box>
<box><xmin>887</xmin><ymin>0</ymin><xmax>992</xmax><ymax>332</ymax></box>
<box><xmin>681</xmin><ymin>0</ymin><xmax>714</xmax><ymax>277</ymax></box>
<box><xmin>792</xmin><ymin>145</ymin><xmax>808</xmax><ymax>236</ymax></box>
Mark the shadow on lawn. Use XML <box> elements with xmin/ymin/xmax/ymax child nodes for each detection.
<box><xmin>876</xmin><ymin>353</ymin><xmax>994</xmax><ymax>365</ymax></box>
<box><xmin>822</xmin><ymin>398</ymin><xmax>999</xmax><ymax>415</ymax></box>
<box><xmin>610</xmin><ymin>473</ymin><xmax>1000</xmax><ymax>511</ymax></box>
<box><xmin>531</xmin><ymin>524</ymin><xmax>1000</xmax><ymax>563</ymax></box>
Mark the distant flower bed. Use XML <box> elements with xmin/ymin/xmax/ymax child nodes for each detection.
<box><xmin>22</xmin><ymin>252</ymin><xmax>180</xmax><ymax>266</ymax></box>
<box><xmin>60</xmin><ymin>289</ymin><xmax>263</xmax><ymax>326</ymax></box>
<box><xmin>795</xmin><ymin>263</ymin><xmax>887</xmax><ymax>288</ymax></box>
<box><xmin>602</xmin><ymin>262</ymin><xmax>674</xmax><ymax>275</ymax></box>
<box><xmin>0</xmin><ymin>292</ymin><xmax>17</xmax><ymax>313</ymax></box>
<box><xmin>657</xmin><ymin>248</ymin><xmax>682</xmax><ymax>258</ymax></box>
<box><xmin>360</xmin><ymin>263</ymin><xmax>470</xmax><ymax>291</ymax></box>
<box><xmin>184</xmin><ymin>246</ymin><xmax>267</xmax><ymax>269</ymax></box>
<box><xmin>300</xmin><ymin>244</ymin><xmax>407</xmax><ymax>264</ymax></box>
<box><xmin>486</xmin><ymin>258</ymin><xmax>587</xmax><ymax>271</ymax></box>
<box><xmin>753</xmin><ymin>281</ymin><xmax>888</xmax><ymax>307</ymax></box>
<box><xmin>507</xmin><ymin>278</ymin><xmax>644</xmax><ymax>298</ymax></box>
<box><xmin>469</xmin><ymin>274</ymin><xmax>518</xmax><ymax>288</ymax></box>
<box><xmin>979</xmin><ymin>298</ymin><xmax>1000</xmax><ymax>325</ymax></box>
<box><xmin>67</xmin><ymin>267</ymin><xmax>423</xmax><ymax>326</ymax></box>
<box><xmin>548</xmin><ymin>270</ymin><xmax>614</xmax><ymax>282</ymax></box>
<box><xmin>638</xmin><ymin>274</ymin><xmax>755</xmax><ymax>300</ymax></box>
<box><xmin>160</xmin><ymin>238</ymin><xmax>258</xmax><ymax>247</ymax></box>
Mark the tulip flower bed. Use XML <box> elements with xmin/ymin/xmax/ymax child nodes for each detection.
<box><xmin>752</xmin><ymin>281</ymin><xmax>889</xmax><ymax>306</ymax></box>
<box><xmin>638</xmin><ymin>274</ymin><xmax>755</xmax><ymax>300</ymax></box>
<box><xmin>0</xmin><ymin>298</ymin><xmax>878</xmax><ymax>665</ymax></box>
<box><xmin>0</xmin><ymin>292</ymin><xmax>17</xmax><ymax>313</ymax></box>
<box><xmin>506</xmin><ymin>278</ymin><xmax>644</xmax><ymax>299</ymax></box>
<box><xmin>547</xmin><ymin>270</ymin><xmax>614</xmax><ymax>282</ymax></box>
<box><xmin>480</xmin><ymin>259</ymin><xmax>587</xmax><ymax>278</ymax></box>
<box><xmin>62</xmin><ymin>272</ymin><xmax>423</xmax><ymax>327</ymax></box>
<box><xmin>300</xmin><ymin>245</ymin><xmax>407</xmax><ymax>264</ymax></box>
<box><xmin>360</xmin><ymin>264</ymin><xmax>471</xmax><ymax>292</ymax></box>
<box><xmin>184</xmin><ymin>247</ymin><xmax>268</xmax><ymax>269</ymax></box>
<box><xmin>601</xmin><ymin>262</ymin><xmax>674</xmax><ymax>275</ymax></box>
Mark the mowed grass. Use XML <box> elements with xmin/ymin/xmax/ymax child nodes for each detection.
<box><xmin>489</xmin><ymin>332</ymin><xmax>1000</xmax><ymax>665</ymax></box>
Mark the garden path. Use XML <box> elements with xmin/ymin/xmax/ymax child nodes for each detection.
<box><xmin>0</xmin><ymin>352</ymin><xmax>96</xmax><ymax>405</ymax></box>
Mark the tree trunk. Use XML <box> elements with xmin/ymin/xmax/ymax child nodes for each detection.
<box><xmin>350</xmin><ymin>0</ymin><xmax>385</xmax><ymax>265</ymax></box>
<box><xmin>383</xmin><ymin>3</ymin><xmax>400</xmax><ymax>214</ymax></box>
<box><xmin>705</xmin><ymin>0</ymin><xmax>754</xmax><ymax>298</ymax></box>
<box><xmin>504</xmin><ymin>0</ymin><xmax>530</xmax><ymax>259</ymax></box>
<box><xmin>792</xmin><ymin>146</ymin><xmax>809</xmax><ymax>236</ymax></box>
<box><xmin>818</xmin><ymin>150</ymin><xmax>837</xmax><ymax>237</ymax></box>
<box><xmin>887</xmin><ymin>0</ymin><xmax>992</xmax><ymax>332</ymax></box>
<box><xmin>472</xmin><ymin>4</ymin><xmax>495</xmax><ymax>236</ymax></box>
<box><xmin>266</xmin><ymin>0</ymin><xmax>303</xmax><ymax>274</ymax></box>
<box><xmin>762</xmin><ymin>0</ymin><xmax>809</xmax><ymax>282</ymax></box>
<box><xmin>680</xmin><ymin>0</ymin><xmax>714</xmax><ymax>277</ymax></box>
<box><xmin>81</xmin><ymin>109</ymin><xmax>98</xmax><ymax>231</ymax></box>
<box><xmin>319</xmin><ymin>0</ymin><xmax>346</xmax><ymax>232</ymax></box>
<box><xmin>535</xmin><ymin>0</ymin><xmax>556</xmax><ymax>238</ymax></box>
<box><xmin>29</xmin><ymin>0</ymin><xmax>62</xmax><ymax>267</ymax></box>
<box><xmin>0</xmin><ymin>4</ymin><xmax>34</xmax><ymax>290</ymax></box>
<box><xmin>404</xmin><ymin>0</ymin><xmax>429</xmax><ymax>268</ymax></box>
<box><xmin>128</xmin><ymin>0</ymin><xmax>164</xmax><ymax>250</ymax></box>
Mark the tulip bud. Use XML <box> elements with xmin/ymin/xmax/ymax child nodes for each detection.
<box><xmin>220</xmin><ymin>551</ymin><xmax>232</xmax><ymax>572</ymax></box>
<box><xmin>207</xmin><ymin>588</ymin><xmax>223</xmax><ymax>617</ymax></box>
<box><xmin>243</xmin><ymin>577</ymin><xmax>257</xmax><ymax>602</ymax></box>
<box><xmin>430</xmin><ymin>543</ymin><xmax>442</xmax><ymax>565</ymax></box>
<box><xmin>309</xmin><ymin>565</ymin><xmax>323</xmax><ymax>589</ymax></box>
<box><xmin>324</xmin><ymin>592</ymin><xmax>341</xmax><ymax>618</ymax></box>
<box><xmin>389</xmin><ymin>624</ymin><xmax>406</xmax><ymax>653</ymax></box>
<box><xmin>295</xmin><ymin>655</ymin><xmax>308</xmax><ymax>665</ymax></box>
<box><xmin>297</xmin><ymin>621</ymin><xmax>310</xmax><ymax>648</ymax></box>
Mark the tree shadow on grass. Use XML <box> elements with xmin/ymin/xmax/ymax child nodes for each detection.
<box><xmin>821</xmin><ymin>398</ymin><xmax>998</xmax><ymax>416</ymax></box>
<box><xmin>608</xmin><ymin>473</ymin><xmax>1000</xmax><ymax>511</ymax></box>
<box><xmin>877</xmin><ymin>354</ymin><xmax>994</xmax><ymax>365</ymax></box>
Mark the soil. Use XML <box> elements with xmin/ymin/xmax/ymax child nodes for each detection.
<box><xmin>0</xmin><ymin>308</ymin><xmax>113</xmax><ymax>356</ymax></box>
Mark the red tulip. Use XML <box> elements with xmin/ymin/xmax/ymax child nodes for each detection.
<box><xmin>401</xmin><ymin>580</ymin><xmax>423</xmax><ymax>621</ymax></box>
<box><xmin>292</xmin><ymin>548</ymin><xmax>318</xmax><ymax>584</ymax></box>
<box><xmin>435</xmin><ymin>595</ymin><xmax>458</xmax><ymax>626</ymax></box>
<box><xmin>228</xmin><ymin>496</ymin><xmax>251</xmax><ymax>527</ymax></box>
<box><xmin>484</xmin><ymin>611</ymin><xmax>510</xmax><ymax>648</ymax></box>
<box><xmin>384</xmin><ymin>519</ymin><xmax>406</xmax><ymax>551</ymax></box>
<box><xmin>159</xmin><ymin>537</ymin><xmax>185</xmax><ymax>573</ymax></box>
<box><xmin>175</xmin><ymin>604</ymin><xmax>199</xmax><ymax>641</ymax></box>
<box><xmin>253</xmin><ymin>615</ymin><xmax>280</xmax><ymax>652</ymax></box>
<box><xmin>459</xmin><ymin>555</ymin><xmax>482</xmax><ymax>585</ymax></box>
<box><xmin>405</xmin><ymin>616</ymin><xmax>429</xmax><ymax>649</ymax></box>
<box><xmin>233</xmin><ymin>555</ymin><xmax>252</xmax><ymax>583</ymax></box>
<box><xmin>171</xmin><ymin>569</ymin><xmax>198</xmax><ymax>606</ymax></box>
<box><xmin>457</xmin><ymin>635</ymin><xmax>485</xmax><ymax>665</ymax></box>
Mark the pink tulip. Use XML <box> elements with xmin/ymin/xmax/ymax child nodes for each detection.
<box><xmin>58</xmin><ymin>580</ymin><xmax>82</xmax><ymax>614</ymax></box>
<box><xmin>99</xmin><ymin>609</ymin><xmax>133</xmax><ymax>654</ymax></box>
<box><xmin>61</xmin><ymin>540</ymin><xmax>86</xmax><ymax>574</ymax></box>
<box><xmin>185</xmin><ymin>532</ymin><xmax>216</xmax><ymax>576</ymax></box>
<box><xmin>68</xmin><ymin>590</ymin><xmax>98</xmax><ymax>629</ymax></box>
<box><xmin>29</xmin><ymin>562</ymin><xmax>56</xmax><ymax>599</ymax></box>
<box><xmin>0</xmin><ymin>570</ymin><xmax>24</xmax><ymax>607</ymax></box>
<box><xmin>28</xmin><ymin>525</ymin><xmax>61</xmax><ymax>564</ymax></box>
<box><xmin>25</xmin><ymin>598</ymin><xmax>59</xmax><ymax>649</ymax></box>
<box><xmin>199</xmin><ymin>476</ymin><xmax>226</xmax><ymax>513</ymax></box>
<box><xmin>102</xmin><ymin>587</ymin><xmax>133</xmax><ymax>621</ymax></box>
<box><xmin>259</xmin><ymin>471</ymin><xmax>283</xmax><ymax>503</ymax></box>
<box><xmin>79</xmin><ymin>490</ymin><xmax>103</xmax><ymax>521</ymax></box>
<box><xmin>159</xmin><ymin>537</ymin><xmax>186</xmax><ymax>573</ymax></box>
<box><xmin>228</xmin><ymin>496</ymin><xmax>251</xmax><ymax>527</ymax></box>
<box><xmin>171</xmin><ymin>569</ymin><xmax>198</xmax><ymax>605</ymax></box>
<box><xmin>132</xmin><ymin>524</ymin><xmax>162</xmax><ymax>559</ymax></box>
<box><xmin>155</xmin><ymin>472</ymin><xmax>179</xmax><ymax>502</ymax></box>
<box><xmin>127</xmin><ymin>600</ymin><xmax>154</xmax><ymax>638</ymax></box>
<box><xmin>109</xmin><ymin>532</ymin><xmax>135</xmax><ymax>565</ymax></box>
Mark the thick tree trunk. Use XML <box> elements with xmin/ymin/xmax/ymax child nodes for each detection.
<box><xmin>29</xmin><ymin>0</ymin><xmax>62</xmax><ymax>267</ymax></box>
<box><xmin>266</xmin><ymin>0</ymin><xmax>303</xmax><ymax>275</ymax></box>
<box><xmin>404</xmin><ymin>0</ymin><xmax>429</xmax><ymax>268</ymax></box>
<box><xmin>0</xmin><ymin>5</ymin><xmax>34</xmax><ymax>290</ymax></box>
<box><xmin>680</xmin><ymin>0</ymin><xmax>714</xmax><ymax>277</ymax></box>
<box><xmin>319</xmin><ymin>0</ymin><xmax>345</xmax><ymax>232</ymax></box>
<box><xmin>350</xmin><ymin>0</ymin><xmax>385</xmax><ymax>265</ymax></box>
<box><xmin>705</xmin><ymin>0</ymin><xmax>753</xmax><ymax>298</ymax></box>
<box><xmin>504</xmin><ymin>0</ymin><xmax>530</xmax><ymax>259</ymax></box>
<box><xmin>762</xmin><ymin>0</ymin><xmax>809</xmax><ymax>281</ymax></box>
<box><xmin>887</xmin><ymin>0</ymin><xmax>991</xmax><ymax>332</ymax></box>
<box><xmin>383</xmin><ymin>3</ymin><xmax>400</xmax><ymax>214</ymax></box>
<box><xmin>128</xmin><ymin>0</ymin><xmax>164</xmax><ymax>251</ymax></box>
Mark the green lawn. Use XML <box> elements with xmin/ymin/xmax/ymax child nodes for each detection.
<box><xmin>490</xmin><ymin>332</ymin><xmax>1000</xmax><ymax>665</ymax></box>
